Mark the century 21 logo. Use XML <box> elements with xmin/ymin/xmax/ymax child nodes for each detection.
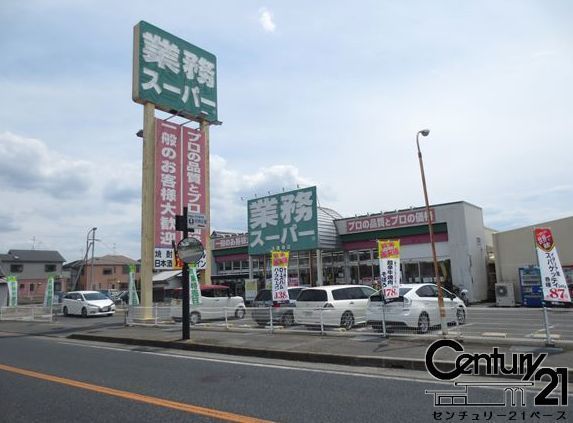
<box><xmin>425</xmin><ymin>340</ymin><xmax>568</xmax><ymax>406</ymax></box>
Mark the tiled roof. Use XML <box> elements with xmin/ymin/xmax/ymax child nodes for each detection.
<box><xmin>2</xmin><ymin>250</ymin><xmax>66</xmax><ymax>263</ymax></box>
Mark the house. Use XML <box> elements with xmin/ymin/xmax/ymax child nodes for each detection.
<box><xmin>65</xmin><ymin>255</ymin><xmax>141</xmax><ymax>292</ymax></box>
<box><xmin>0</xmin><ymin>249</ymin><xmax>66</xmax><ymax>304</ymax></box>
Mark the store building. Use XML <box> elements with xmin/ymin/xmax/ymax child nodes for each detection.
<box><xmin>493</xmin><ymin>215</ymin><xmax>573</xmax><ymax>305</ymax></box>
<box><xmin>211</xmin><ymin>189</ymin><xmax>492</xmax><ymax>303</ymax></box>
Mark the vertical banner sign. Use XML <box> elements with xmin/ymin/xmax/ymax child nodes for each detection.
<box><xmin>7</xmin><ymin>275</ymin><xmax>18</xmax><ymax>307</ymax></box>
<box><xmin>44</xmin><ymin>276</ymin><xmax>54</xmax><ymax>307</ymax></box>
<box><xmin>182</xmin><ymin>126</ymin><xmax>208</xmax><ymax>262</ymax></box>
<box><xmin>128</xmin><ymin>264</ymin><xmax>140</xmax><ymax>306</ymax></box>
<box><xmin>189</xmin><ymin>265</ymin><xmax>202</xmax><ymax>305</ymax></box>
<box><xmin>154</xmin><ymin>120</ymin><xmax>207</xmax><ymax>270</ymax></box>
<box><xmin>378</xmin><ymin>240</ymin><xmax>401</xmax><ymax>299</ymax></box>
<box><xmin>535</xmin><ymin>228</ymin><xmax>572</xmax><ymax>303</ymax></box>
<box><xmin>271</xmin><ymin>251</ymin><xmax>290</xmax><ymax>302</ymax></box>
<box><xmin>245</xmin><ymin>279</ymin><xmax>258</xmax><ymax>302</ymax></box>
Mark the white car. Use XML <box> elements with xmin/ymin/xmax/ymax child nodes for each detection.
<box><xmin>170</xmin><ymin>285</ymin><xmax>246</xmax><ymax>325</ymax></box>
<box><xmin>366</xmin><ymin>283</ymin><xmax>467</xmax><ymax>333</ymax></box>
<box><xmin>62</xmin><ymin>291</ymin><xmax>116</xmax><ymax>317</ymax></box>
<box><xmin>293</xmin><ymin>285</ymin><xmax>377</xmax><ymax>330</ymax></box>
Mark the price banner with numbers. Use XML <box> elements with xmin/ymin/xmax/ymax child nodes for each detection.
<box><xmin>535</xmin><ymin>228</ymin><xmax>571</xmax><ymax>303</ymax></box>
<box><xmin>378</xmin><ymin>240</ymin><xmax>401</xmax><ymax>299</ymax></box>
<box><xmin>271</xmin><ymin>251</ymin><xmax>290</xmax><ymax>303</ymax></box>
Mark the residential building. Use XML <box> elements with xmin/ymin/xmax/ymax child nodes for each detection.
<box><xmin>67</xmin><ymin>255</ymin><xmax>141</xmax><ymax>292</ymax></box>
<box><xmin>0</xmin><ymin>249</ymin><xmax>66</xmax><ymax>303</ymax></box>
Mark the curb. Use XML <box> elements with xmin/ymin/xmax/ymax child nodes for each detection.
<box><xmin>67</xmin><ymin>333</ymin><xmax>573</xmax><ymax>381</ymax></box>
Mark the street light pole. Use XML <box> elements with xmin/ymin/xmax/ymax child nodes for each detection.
<box><xmin>416</xmin><ymin>129</ymin><xmax>448</xmax><ymax>336</ymax></box>
<box><xmin>87</xmin><ymin>227</ymin><xmax>97</xmax><ymax>291</ymax></box>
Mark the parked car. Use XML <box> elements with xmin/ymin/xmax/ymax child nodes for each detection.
<box><xmin>251</xmin><ymin>287</ymin><xmax>306</xmax><ymax>327</ymax></box>
<box><xmin>170</xmin><ymin>285</ymin><xmax>246</xmax><ymax>324</ymax></box>
<box><xmin>366</xmin><ymin>283</ymin><xmax>467</xmax><ymax>334</ymax></box>
<box><xmin>62</xmin><ymin>291</ymin><xmax>116</xmax><ymax>317</ymax></box>
<box><xmin>293</xmin><ymin>285</ymin><xmax>377</xmax><ymax>330</ymax></box>
<box><xmin>98</xmin><ymin>289</ymin><xmax>120</xmax><ymax>301</ymax></box>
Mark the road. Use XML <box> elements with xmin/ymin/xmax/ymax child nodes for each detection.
<box><xmin>1</xmin><ymin>327</ymin><xmax>571</xmax><ymax>422</ymax></box>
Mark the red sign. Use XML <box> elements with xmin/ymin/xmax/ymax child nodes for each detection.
<box><xmin>155</xmin><ymin>120</ymin><xmax>182</xmax><ymax>250</ymax></box>
<box><xmin>213</xmin><ymin>234</ymin><xmax>249</xmax><ymax>250</ymax></box>
<box><xmin>154</xmin><ymin>119</ymin><xmax>207</xmax><ymax>268</ymax></box>
<box><xmin>535</xmin><ymin>228</ymin><xmax>554</xmax><ymax>252</ymax></box>
<box><xmin>345</xmin><ymin>209</ymin><xmax>435</xmax><ymax>233</ymax></box>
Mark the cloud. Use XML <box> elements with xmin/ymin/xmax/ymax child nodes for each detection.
<box><xmin>259</xmin><ymin>8</ymin><xmax>276</xmax><ymax>32</ymax></box>
<box><xmin>0</xmin><ymin>213</ymin><xmax>19</xmax><ymax>233</ymax></box>
<box><xmin>0</xmin><ymin>132</ymin><xmax>92</xmax><ymax>199</ymax></box>
<box><xmin>211</xmin><ymin>155</ymin><xmax>313</xmax><ymax>231</ymax></box>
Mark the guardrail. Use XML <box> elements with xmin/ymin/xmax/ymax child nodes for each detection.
<box><xmin>123</xmin><ymin>305</ymin><xmax>573</xmax><ymax>345</ymax></box>
<box><xmin>0</xmin><ymin>305</ymin><xmax>55</xmax><ymax>322</ymax></box>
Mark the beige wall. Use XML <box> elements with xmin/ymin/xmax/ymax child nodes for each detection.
<box><xmin>493</xmin><ymin>216</ymin><xmax>573</xmax><ymax>301</ymax></box>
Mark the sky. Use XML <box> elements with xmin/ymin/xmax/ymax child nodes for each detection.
<box><xmin>1</xmin><ymin>1</ymin><xmax>572</xmax><ymax>263</ymax></box>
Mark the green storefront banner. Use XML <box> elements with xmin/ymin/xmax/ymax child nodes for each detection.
<box><xmin>128</xmin><ymin>264</ymin><xmax>140</xmax><ymax>306</ymax></box>
<box><xmin>189</xmin><ymin>265</ymin><xmax>201</xmax><ymax>306</ymax></box>
<box><xmin>133</xmin><ymin>21</ymin><xmax>218</xmax><ymax>122</ymax></box>
<box><xmin>7</xmin><ymin>275</ymin><xmax>18</xmax><ymax>307</ymax></box>
<box><xmin>44</xmin><ymin>276</ymin><xmax>54</xmax><ymax>307</ymax></box>
<box><xmin>248</xmin><ymin>186</ymin><xmax>318</xmax><ymax>255</ymax></box>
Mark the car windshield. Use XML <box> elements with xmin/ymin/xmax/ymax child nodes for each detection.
<box><xmin>83</xmin><ymin>292</ymin><xmax>109</xmax><ymax>301</ymax></box>
<box><xmin>370</xmin><ymin>287</ymin><xmax>412</xmax><ymax>302</ymax></box>
<box><xmin>287</xmin><ymin>288</ymin><xmax>304</xmax><ymax>300</ymax></box>
<box><xmin>255</xmin><ymin>290</ymin><xmax>272</xmax><ymax>301</ymax></box>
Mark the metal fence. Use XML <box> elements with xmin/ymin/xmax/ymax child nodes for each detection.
<box><xmin>0</xmin><ymin>305</ymin><xmax>56</xmax><ymax>322</ymax></box>
<box><xmin>124</xmin><ymin>304</ymin><xmax>573</xmax><ymax>345</ymax></box>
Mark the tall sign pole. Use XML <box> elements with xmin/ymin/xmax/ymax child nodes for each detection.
<box><xmin>133</xmin><ymin>21</ymin><xmax>219</xmax><ymax>306</ymax></box>
<box><xmin>140</xmin><ymin>102</ymin><xmax>156</xmax><ymax>312</ymax></box>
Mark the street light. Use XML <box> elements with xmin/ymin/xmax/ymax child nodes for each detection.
<box><xmin>416</xmin><ymin>129</ymin><xmax>448</xmax><ymax>336</ymax></box>
<box><xmin>86</xmin><ymin>227</ymin><xmax>97</xmax><ymax>290</ymax></box>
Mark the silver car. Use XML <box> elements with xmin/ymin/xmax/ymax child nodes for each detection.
<box><xmin>251</xmin><ymin>287</ymin><xmax>305</xmax><ymax>327</ymax></box>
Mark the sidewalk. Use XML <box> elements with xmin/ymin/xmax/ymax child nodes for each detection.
<box><xmin>68</xmin><ymin>324</ymin><xmax>573</xmax><ymax>379</ymax></box>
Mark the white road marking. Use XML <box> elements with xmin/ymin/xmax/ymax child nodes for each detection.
<box><xmin>56</xmin><ymin>339</ymin><xmax>571</xmax><ymax>397</ymax></box>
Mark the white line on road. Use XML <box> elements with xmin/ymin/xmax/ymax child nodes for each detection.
<box><xmin>56</xmin><ymin>339</ymin><xmax>571</xmax><ymax>397</ymax></box>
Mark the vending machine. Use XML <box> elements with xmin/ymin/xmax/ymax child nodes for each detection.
<box><xmin>518</xmin><ymin>266</ymin><xmax>543</xmax><ymax>307</ymax></box>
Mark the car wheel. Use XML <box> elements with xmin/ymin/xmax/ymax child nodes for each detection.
<box><xmin>63</xmin><ymin>306</ymin><xmax>68</xmax><ymax>317</ymax></box>
<box><xmin>456</xmin><ymin>308</ymin><xmax>466</xmax><ymax>325</ymax></box>
<box><xmin>340</xmin><ymin>311</ymin><xmax>354</xmax><ymax>330</ymax></box>
<box><xmin>417</xmin><ymin>313</ymin><xmax>430</xmax><ymax>334</ymax></box>
<box><xmin>235</xmin><ymin>307</ymin><xmax>246</xmax><ymax>319</ymax></box>
<box><xmin>190</xmin><ymin>312</ymin><xmax>201</xmax><ymax>325</ymax></box>
<box><xmin>81</xmin><ymin>307</ymin><xmax>88</xmax><ymax>318</ymax></box>
<box><xmin>281</xmin><ymin>312</ymin><xmax>294</xmax><ymax>327</ymax></box>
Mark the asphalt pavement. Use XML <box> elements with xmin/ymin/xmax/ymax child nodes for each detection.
<box><xmin>1</xmin><ymin>314</ymin><xmax>572</xmax><ymax>378</ymax></box>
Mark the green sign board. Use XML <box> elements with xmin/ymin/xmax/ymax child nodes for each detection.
<box><xmin>189</xmin><ymin>265</ymin><xmax>201</xmax><ymax>305</ymax></box>
<box><xmin>7</xmin><ymin>275</ymin><xmax>18</xmax><ymax>307</ymax></box>
<box><xmin>133</xmin><ymin>21</ymin><xmax>218</xmax><ymax>122</ymax></box>
<box><xmin>248</xmin><ymin>186</ymin><xmax>318</xmax><ymax>255</ymax></box>
<box><xmin>44</xmin><ymin>276</ymin><xmax>54</xmax><ymax>307</ymax></box>
<box><xmin>128</xmin><ymin>264</ymin><xmax>140</xmax><ymax>306</ymax></box>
